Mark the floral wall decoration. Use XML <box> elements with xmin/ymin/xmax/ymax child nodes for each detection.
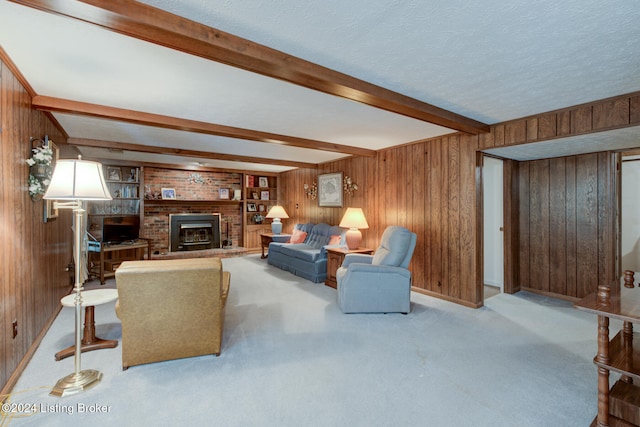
<box><xmin>187</xmin><ymin>172</ymin><xmax>214</xmax><ymax>185</ymax></box>
<box><xmin>26</xmin><ymin>136</ymin><xmax>55</xmax><ymax>201</ymax></box>
<box><xmin>343</xmin><ymin>176</ymin><xmax>359</xmax><ymax>196</ymax></box>
<box><xmin>304</xmin><ymin>182</ymin><xmax>318</xmax><ymax>200</ymax></box>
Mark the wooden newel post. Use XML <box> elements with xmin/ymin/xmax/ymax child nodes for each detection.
<box><xmin>595</xmin><ymin>284</ymin><xmax>612</xmax><ymax>427</ymax></box>
<box><xmin>597</xmin><ymin>284</ymin><xmax>611</xmax><ymax>305</ymax></box>
<box><xmin>596</xmin><ymin>314</ymin><xmax>610</xmax><ymax>427</ymax></box>
<box><xmin>624</xmin><ymin>270</ymin><xmax>635</xmax><ymax>288</ymax></box>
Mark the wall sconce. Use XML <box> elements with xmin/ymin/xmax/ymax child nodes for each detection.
<box><xmin>26</xmin><ymin>135</ymin><xmax>55</xmax><ymax>201</ymax></box>
<box><xmin>343</xmin><ymin>176</ymin><xmax>359</xmax><ymax>196</ymax></box>
<box><xmin>304</xmin><ymin>182</ymin><xmax>317</xmax><ymax>200</ymax></box>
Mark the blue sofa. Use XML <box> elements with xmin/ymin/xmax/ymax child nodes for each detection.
<box><xmin>267</xmin><ymin>223</ymin><xmax>346</xmax><ymax>282</ymax></box>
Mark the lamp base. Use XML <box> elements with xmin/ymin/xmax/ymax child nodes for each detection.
<box><xmin>271</xmin><ymin>220</ymin><xmax>283</xmax><ymax>234</ymax></box>
<box><xmin>344</xmin><ymin>229</ymin><xmax>362</xmax><ymax>250</ymax></box>
<box><xmin>50</xmin><ymin>369</ymin><xmax>102</xmax><ymax>397</ymax></box>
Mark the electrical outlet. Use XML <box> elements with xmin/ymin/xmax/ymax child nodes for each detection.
<box><xmin>12</xmin><ymin>320</ymin><xmax>18</xmax><ymax>339</ymax></box>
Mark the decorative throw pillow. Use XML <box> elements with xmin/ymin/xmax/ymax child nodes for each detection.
<box><xmin>290</xmin><ymin>229</ymin><xmax>307</xmax><ymax>244</ymax></box>
<box><xmin>328</xmin><ymin>235</ymin><xmax>341</xmax><ymax>245</ymax></box>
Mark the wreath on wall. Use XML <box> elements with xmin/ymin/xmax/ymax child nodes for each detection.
<box><xmin>26</xmin><ymin>142</ymin><xmax>54</xmax><ymax>201</ymax></box>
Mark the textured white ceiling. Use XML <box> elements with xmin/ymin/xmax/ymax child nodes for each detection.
<box><xmin>1</xmin><ymin>0</ymin><xmax>639</xmax><ymax>169</ymax></box>
<box><xmin>143</xmin><ymin>0</ymin><xmax>640</xmax><ymax>123</ymax></box>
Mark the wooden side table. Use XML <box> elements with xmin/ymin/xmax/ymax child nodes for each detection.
<box><xmin>55</xmin><ymin>289</ymin><xmax>119</xmax><ymax>361</ymax></box>
<box><xmin>325</xmin><ymin>247</ymin><xmax>374</xmax><ymax>289</ymax></box>
<box><xmin>260</xmin><ymin>233</ymin><xmax>291</xmax><ymax>259</ymax></box>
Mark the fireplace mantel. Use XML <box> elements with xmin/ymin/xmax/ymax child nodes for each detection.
<box><xmin>144</xmin><ymin>200</ymin><xmax>243</xmax><ymax>206</ymax></box>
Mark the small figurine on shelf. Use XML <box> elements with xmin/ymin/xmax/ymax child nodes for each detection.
<box><xmin>144</xmin><ymin>185</ymin><xmax>161</xmax><ymax>200</ymax></box>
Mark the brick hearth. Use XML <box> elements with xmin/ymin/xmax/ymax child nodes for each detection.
<box><xmin>150</xmin><ymin>247</ymin><xmax>247</xmax><ymax>260</ymax></box>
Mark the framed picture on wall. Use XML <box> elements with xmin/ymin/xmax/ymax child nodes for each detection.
<box><xmin>318</xmin><ymin>172</ymin><xmax>343</xmax><ymax>207</ymax></box>
<box><xmin>219</xmin><ymin>188</ymin><xmax>230</xmax><ymax>199</ymax></box>
<box><xmin>247</xmin><ymin>203</ymin><xmax>257</xmax><ymax>212</ymax></box>
<box><xmin>260</xmin><ymin>190</ymin><xmax>270</xmax><ymax>200</ymax></box>
<box><xmin>258</xmin><ymin>177</ymin><xmax>269</xmax><ymax>187</ymax></box>
<box><xmin>107</xmin><ymin>166</ymin><xmax>122</xmax><ymax>181</ymax></box>
<box><xmin>161</xmin><ymin>188</ymin><xmax>176</xmax><ymax>199</ymax></box>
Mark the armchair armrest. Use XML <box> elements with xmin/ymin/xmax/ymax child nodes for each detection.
<box><xmin>341</xmin><ymin>253</ymin><xmax>373</xmax><ymax>268</ymax></box>
<box><xmin>343</xmin><ymin>262</ymin><xmax>411</xmax><ymax>278</ymax></box>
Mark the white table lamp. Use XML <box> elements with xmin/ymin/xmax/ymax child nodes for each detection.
<box><xmin>44</xmin><ymin>156</ymin><xmax>111</xmax><ymax>397</ymax></box>
<box><xmin>339</xmin><ymin>208</ymin><xmax>369</xmax><ymax>249</ymax></box>
<box><xmin>265</xmin><ymin>205</ymin><xmax>289</xmax><ymax>234</ymax></box>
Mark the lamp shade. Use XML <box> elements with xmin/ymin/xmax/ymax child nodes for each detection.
<box><xmin>339</xmin><ymin>208</ymin><xmax>368</xmax><ymax>249</ymax></box>
<box><xmin>44</xmin><ymin>158</ymin><xmax>112</xmax><ymax>201</ymax></box>
<box><xmin>265</xmin><ymin>205</ymin><xmax>289</xmax><ymax>219</ymax></box>
<box><xmin>265</xmin><ymin>205</ymin><xmax>289</xmax><ymax>234</ymax></box>
<box><xmin>339</xmin><ymin>208</ymin><xmax>369</xmax><ymax>229</ymax></box>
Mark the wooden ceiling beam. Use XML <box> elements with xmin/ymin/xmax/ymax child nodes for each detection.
<box><xmin>12</xmin><ymin>0</ymin><xmax>489</xmax><ymax>135</ymax></box>
<box><xmin>67</xmin><ymin>137</ymin><xmax>318</xmax><ymax>169</ymax></box>
<box><xmin>32</xmin><ymin>96</ymin><xmax>374</xmax><ymax>158</ymax></box>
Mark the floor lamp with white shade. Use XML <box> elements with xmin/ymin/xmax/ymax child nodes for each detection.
<box><xmin>43</xmin><ymin>156</ymin><xmax>111</xmax><ymax>397</ymax></box>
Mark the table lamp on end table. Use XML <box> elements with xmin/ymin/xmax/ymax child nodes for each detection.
<box><xmin>266</xmin><ymin>205</ymin><xmax>289</xmax><ymax>234</ymax></box>
<box><xmin>339</xmin><ymin>208</ymin><xmax>369</xmax><ymax>250</ymax></box>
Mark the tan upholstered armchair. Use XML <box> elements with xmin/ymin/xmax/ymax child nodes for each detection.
<box><xmin>115</xmin><ymin>257</ymin><xmax>230</xmax><ymax>370</ymax></box>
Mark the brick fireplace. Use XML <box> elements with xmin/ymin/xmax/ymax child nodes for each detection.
<box><xmin>169</xmin><ymin>213</ymin><xmax>221</xmax><ymax>252</ymax></box>
<box><xmin>142</xmin><ymin>167</ymin><xmax>243</xmax><ymax>255</ymax></box>
<box><xmin>143</xmin><ymin>204</ymin><xmax>242</xmax><ymax>254</ymax></box>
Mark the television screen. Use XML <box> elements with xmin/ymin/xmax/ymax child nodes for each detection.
<box><xmin>102</xmin><ymin>216</ymin><xmax>140</xmax><ymax>244</ymax></box>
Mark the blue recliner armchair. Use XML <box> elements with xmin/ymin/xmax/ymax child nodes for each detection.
<box><xmin>336</xmin><ymin>226</ymin><xmax>417</xmax><ymax>314</ymax></box>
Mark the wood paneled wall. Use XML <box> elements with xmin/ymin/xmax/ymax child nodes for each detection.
<box><xmin>1</xmin><ymin>59</ymin><xmax>73</xmax><ymax>393</ymax></box>
<box><xmin>515</xmin><ymin>153</ymin><xmax>617</xmax><ymax>300</ymax></box>
<box><xmin>478</xmin><ymin>92</ymin><xmax>640</xmax><ymax>148</ymax></box>
<box><xmin>280</xmin><ymin>133</ymin><xmax>483</xmax><ymax>307</ymax></box>
<box><xmin>281</xmin><ymin>92</ymin><xmax>638</xmax><ymax>307</ymax></box>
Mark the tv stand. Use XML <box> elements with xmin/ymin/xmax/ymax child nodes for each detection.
<box><xmin>89</xmin><ymin>239</ymin><xmax>149</xmax><ymax>285</ymax></box>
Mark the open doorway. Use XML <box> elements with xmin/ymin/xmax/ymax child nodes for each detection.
<box><xmin>621</xmin><ymin>155</ymin><xmax>640</xmax><ymax>273</ymax></box>
<box><xmin>483</xmin><ymin>156</ymin><xmax>504</xmax><ymax>299</ymax></box>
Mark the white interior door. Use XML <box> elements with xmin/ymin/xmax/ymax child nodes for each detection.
<box><xmin>621</xmin><ymin>157</ymin><xmax>640</xmax><ymax>272</ymax></box>
<box><xmin>483</xmin><ymin>156</ymin><xmax>504</xmax><ymax>292</ymax></box>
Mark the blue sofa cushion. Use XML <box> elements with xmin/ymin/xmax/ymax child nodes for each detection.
<box><xmin>304</xmin><ymin>223</ymin><xmax>344</xmax><ymax>249</ymax></box>
<box><xmin>296</xmin><ymin>222</ymin><xmax>316</xmax><ymax>234</ymax></box>
<box><xmin>277</xmin><ymin>244</ymin><xmax>323</xmax><ymax>262</ymax></box>
<box><xmin>304</xmin><ymin>223</ymin><xmax>330</xmax><ymax>248</ymax></box>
